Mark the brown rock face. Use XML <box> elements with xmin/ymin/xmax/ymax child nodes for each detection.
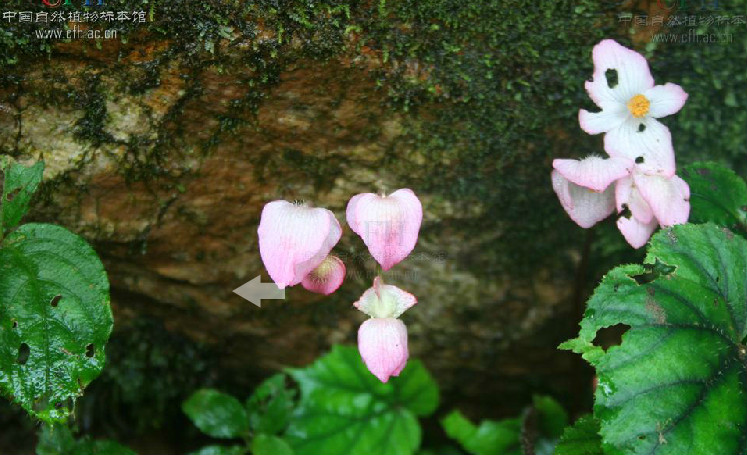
<box><xmin>0</xmin><ymin>34</ymin><xmax>581</xmax><ymax>419</ymax></box>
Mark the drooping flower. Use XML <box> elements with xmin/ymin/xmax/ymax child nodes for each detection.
<box><xmin>258</xmin><ymin>200</ymin><xmax>341</xmax><ymax>289</ymax></box>
<box><xmin>354</xmin><ymin>277</ymin><xmax>417</xmax><ymax>382</ymax></box>
<box><xmin>354</xmin><ymin>277</ymin><xmax>417</xmax><ymax>318</ymax></box>
<box><xmin>358</xmin><ymin>318</ymin><xmax>409</xmax><ymax>383</ymax></box>
<box><xmin>346</xmin><ymin>189</ymin><xmax>422</xmax><ymax>271</ymax></box>
<box><xmin>301</xmin><ymin>255</ymin><xmax>346</xmax><ymax>295</ymax></box>
<box><xmin>614</xmin><ymin>172</ymin><xmax>689</xmax><ymax>248</ymax></box>
<box><xmin>551</xmin><ymin>155</ymin><xmax>690</xmax><ymax>248</ymax></box>
<box><xmin>579</xmin><ymin>39</ymin><xmax>688</xmax><ymax>177</ymax></box>
<box><xmin>551</xmin><ymin>156</ymin><xmax>633</xmax><ymax>229</ymax></box>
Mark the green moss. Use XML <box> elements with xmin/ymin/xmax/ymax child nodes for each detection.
<box><xmin>3</xmin><ymin>0</ymin><xmax>744</xmax><ymax>278</ymax></box>
<box><xmin>647</xmin><ymin>0</ymin><xmax>747</xmax><ymax>175</ymax></box>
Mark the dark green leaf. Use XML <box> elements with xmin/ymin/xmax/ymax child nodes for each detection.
<box><xmin>0</xmin><ymin>158</ymin><xmax>44</xmax><ymax>235</ymax></box>
<box><xmin>533</xmin><ymin>395</ymin><xmax>568</xmax><ymax>440</ymax></box>
<box><xmin>246</xmin><ymin>373</ymin><xmax>295</xmax><ymax>435</ymax></box>
<box><xmin>286</xmin><ymin>345</ymin><xmax>439</xmax><ymax>455</ymax></box>
<box><xmin>561</xmin><ymin>224</ymin><xmax>747</xmax><ymax>455</ymax></box>
<box><xmin>554</xmin><ymin>415</ymin><xmax>604</xmax><ymax>455</ymax></box>
<box><xmin>188</xmin><ymin>445</ymin><xmax>246</xmax><ymax>455</ymax></box>
<box><xmin>681</xmin><ymin>161</ymin><xmax>747</xmax><ymax>232</ymax></box>
<box><xmin>0</xmin><ymin>223</ymin><xmax>112</xmax><ymax>422</ymax></box>
<box><xmin>80</xmin><ymin>440</ymin><xmax>138</xmax><ymax>455</ymax></box>
<box><xmin>441</xmin><ymin>410</ymin><xmax>521</xmax><ymax>455</ymax></box>
<box><xmin>36</xmin><ymin>424</ymin><xmax>76</xmax><ymax>455</ymax></box>
<box><xmin>251</xmin><ymin>434</ymin><xmax>294</xmax><ymax>455</ymax></box>
<box><xmin>36</xmin><ymin>425</ymin><xmax>137</xmax><ymax>455</ymax></box>
<box><xmin>183</xmin><ymin>389</ymin><xmax>249</xmax><ymax>439</ymax></box>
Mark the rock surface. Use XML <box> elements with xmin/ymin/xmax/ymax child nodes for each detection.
<box><xmin>1</xmin><ymin>0</ymin><xmax>743</xmax><ymax>425</ymax></box>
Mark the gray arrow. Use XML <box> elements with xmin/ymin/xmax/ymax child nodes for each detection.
<box><xmin>233</xmin><ymin>276</ymin><xmax>285</xmax><ymax>308</ymax></box>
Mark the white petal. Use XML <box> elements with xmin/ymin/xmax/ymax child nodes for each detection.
<box><xmin>551</xmin><ymin>170</ymin><xmax>615</xmax><ymax>229</ymax></box>
<box><xmin>617</xmin><ymin>214</ymin><xmax>658</xmax><ymax>249</ymax></box>
<box><xmin>585</xmin><ymin>39</ymin><xmax>655</xmax><ymax>106</ymax></box>
<box><xmin>614</xmin><ymin>176</ymin><xmax>653</xmax><ymax>224</ymax></box>
<box><xmin>644</xmin><ymin>83</ymin><xmax>688</xmax><ymax>118</ymax></box>
<box><xmin>579</xmin><ymin>103</ymin><xmax>629</xmax><ymax>135</ymax></box>
<box><xmin>634</xmin><ymin>174</ymin><xmax>690</xmax><ymax>226</ymax></box>
<box><xmin>604</xmin><ymin>117</ymin><xmax>676</xmax><ymax>177</ymax></box>
<box><xmin>553</xmin><ymin>156</ymin><xmax>632</xmax><ymax>192</ymax></box>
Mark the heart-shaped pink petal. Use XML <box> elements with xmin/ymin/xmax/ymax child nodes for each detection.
<box><xmin>358</xmin><ymin>318</ymin><xmax>409</xmax><ymax>383</ymax></box>
<box><xmin>346</xmin><ymin>189</ymin><xmax>422</xmax><ymax>271</ymax></box>
<box><xmin>258</xmin><ymin>201</ymin><xmax>341</xmax><ymax>289</ymax></box>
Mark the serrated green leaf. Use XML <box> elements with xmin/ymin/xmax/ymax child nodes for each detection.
<box><xmin>183</xmin><ymin>389</ymin><xmax>250</xmax><ymax>439</ymax></box>
<box><xmin>554</xmin><ymin>415</ymin><xmax>603</xmax><ymax>455</ymax></box>
<box><xmin>251</xmin><ymin>434</ymin><xmax>294</xmax><ymax>455</ymax></box>
<box><xmin>0</xmin><ymin>223</ymin><xmax>112</xmax><ymax>422</ymax></box>
<box><xmin>441</xmin><ymin>410</ymin><xmax>521</xmax><ymax>455</ymax></box>
<box><xmin>246</xmin><ymin>373</ymin><xmax>295</xmax><ymax>435</ymax></box>
<box><xmin>188</xmin><ymin>445</ymin><xmax>246</xmax><ymax>455</ymax></box>
<box><xmin>0</xmin><ymin>158</ymin><xmax>44</xmax><ymax>235</ymax></box>
<box><xmin>681</xmin><ymin>161</ymin><xmax>747</xmax><ymax>232</ymax></box>
<box><xmin>562</xmin><ymin>224</ymin><xmax>747</xmax><ymax>455</ymax></box>
<box><xmin>286</xmin><ymin>345</ymin><xmax>438</xmax><ymax>455</ymax></box>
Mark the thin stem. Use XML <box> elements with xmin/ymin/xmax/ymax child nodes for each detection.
<box><xmin>569</xmin><ymin>228</ymin><xmax>595</xmax><ymax>413</ymax></box>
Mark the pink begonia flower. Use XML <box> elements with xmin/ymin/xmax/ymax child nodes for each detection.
<box><xmin>614</xmin><ymin>172</ymin><xmax>690</xmax><ymax>248</ymax></box>
<box><xmin>551</xmin><ymin>156</ymin><xmax>633</xmax><ymax>229</ymax></box>
<box><xmin>551</xmin><ymin>155</ymin><xmax>690</xmax><ymax>248</ymax></box>
<box><xmin>258</xmin><ymin>201</ymin><xmax>341</xmax><ymax>289</ymax></box>
<box><xmin>354</xmin><ymin>277</ymin><xmax>417</xmax><ymax>318</ymax></box>
<box><xmin>301</xmin><ymin>255</ymin><xmax>346</xmax><ymax>295</ymax></box>
<box><xmin>358</xmin><ymin>318</ymin><xmax>409</xmax><ymax>383</ymax></box>
<box><xmin>354</xmin><ymin>277</ymin><xmax>417</xmax><ymax>382</ymax></box>
<box><xmin>346</xmin><ymin>189</ymin><xmax>422</xmax><ymax>271</ymax></box>
<box><xmin>579</xmin><ymin>39</ymin><xmax>688</xmax><ymax>177</ymax></box>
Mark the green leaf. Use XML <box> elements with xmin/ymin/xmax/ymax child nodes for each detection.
<box><xmin>681</xmin><ymin>161</ymin><xmax>747</xmax><ymax>232</ymax></box>
<box><xmin>246</xmin><ymin>373</ymin><xmax>295</xmax><ymax>435</ymax></box>
<box><xmin>286</xmin><ymin>345</ymin><xmax>439</xmax><ymax>455</ymax></box>
<box><xmin>0</xmin><ymin>223</ymin><xmax>112</xmax><ymax>422</ymax></box>
<box><xmin>251</xmin><ymin>434</ymin><xmax>294</xmax><ymax>455</ymax></box>
<box><xmin>36</xmin><ymin>424</ymin><xmax>76</xmax><ymax>455</ymax></box>
<box><xmin>533</xmin><ymin>395</ymin><xmax>568</xmax><ymax>440</ymax></box>
<box><xmin>0</xmin><ymin>158</ymin><xmax>44</xmax><ymax>236</ymax></box>
<box><xmin>37</xmin><ymin>425</ymin><xmax>137</xmax><ymax>455</ymax></box>
<box><xmin>554</xmin><ymin>415</ymin><xmax>604</xmax><ymax>455</ymax></box>
<box><xmin>188</xmin><ymin>445</ymin><xmax>246</xmax><ymax>455</ymax></box>
<box><xmin>441</xmin><ymin>410</ymin><xmax>521</xmax><ymax>455</ymax></box>
<box><xmin>183</xmin><ymin>389</ymin><xmax>250</xmax><ymax>439</ymax></box>
<box><xmin>561</xmin><ymin>224</ymin><xmax>747</xmax><ymax>455</ymax></box>
<box><xmin>80</xmin><ymin>440</ymin><xmax>138</xmax><ymax>455</ymax></box>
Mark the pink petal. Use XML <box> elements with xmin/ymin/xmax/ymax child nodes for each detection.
<box><xmin>643</xmin><ymin>83</ymin><xmax>688</xmax><ymax>118</ymax></box>
<box><xmin>258</xmin><ymin>201</ymin><xmax>342</xmax><ymax>289</ymax></box>
<box><xmin>614</xmin><ymin>176</ymin><xmax>654</xmax><ymax>224</ymax></box>
<box><xmin>604</xmin><ymin>117</ymin><xmax>676</xmax><ymax>177</ymax></box>
<box><xmin>358</xmin><ymin>318</ymin><xmax>409</xmax><ymax>383</ymax></box>
<box><xmin>578</xmin><ymin>103</ymin><xmax>628</xmax><ymax>135</ymax></box>
<box><xmin>617</xmin><ymin>214</ymin><xmax>658</xmax><ymax>249</ymax></box>
<box><xmin>301</xmin><ymin>255</ymin><xmax>346</xmax><ymax>295</ymax></box>
<box><xmin>634</xmin><ymin>174</ymin><xmax>690</xmax><ymax>226</ymax></box>
<box><xmin>585</xmin><ymin>39</ymin><xmax>654</xmax><ymax>107</ymax></box>
<box><xmin>346</xmin><ymin>189</ymin><xmax>423</xmax><ymax>271</ymax></box>
<box><xmin>354</xmin><ymin>276</ymin><xmax>417</xmax><ymax>319</ymax></box>
<box><xmin>551</xmin><ymin>170</ymin><xmax>615</xmax><ymax>229</ymax></box>
<box><xmin>553</xmin><ymin>156</ymin><xmax>632</xmax><ymax>192</ymax></box>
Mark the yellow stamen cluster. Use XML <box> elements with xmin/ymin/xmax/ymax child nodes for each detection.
<box><xmin>627</xmin><ymin>94</ymin><xmax>650</xmax><ymax>118</ymax></box>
